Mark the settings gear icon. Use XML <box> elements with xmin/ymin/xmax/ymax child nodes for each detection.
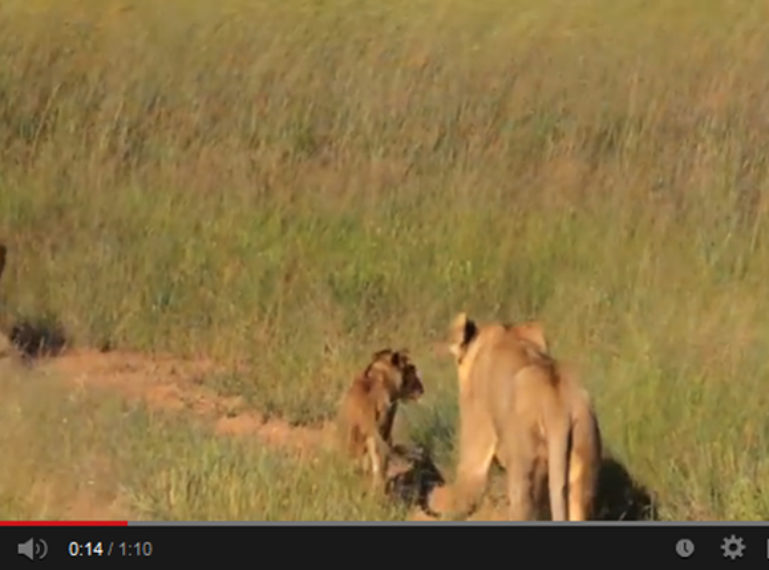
<box><xmin>721</xmin><ymin>534</ymin><xmax>746</xmax><ymax>560</ymax></box>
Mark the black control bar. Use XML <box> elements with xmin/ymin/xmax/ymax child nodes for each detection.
<box><xmin>3</xmin><ymin>522</ymin><xmax>768</xmax><ymax>567</ymax></box>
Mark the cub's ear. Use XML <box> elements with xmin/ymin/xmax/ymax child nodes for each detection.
<box><xmin>514</xmin><ymin>321</ymin><xmax>547</xmax><ymax>353</ymax></box>
<box><xmin>391</xmin><ymin>349</ymin><xmax>413</xmax><ymax>367</ymax></box>
<box><xmin>372</xmin><ymin>348</ymin><xmax>393</xmax><ymax>362</ymax></box>
<box><xmin>393</xmin><ymin>348</ymin><xmax>410</xmax><ymax>364</ymax></box>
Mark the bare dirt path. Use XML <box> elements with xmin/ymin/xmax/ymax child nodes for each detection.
<box><xmin>12</xmin><ymin>345</ymin><xmax>496</xmax><ymax>521</ymax></box>
<box><xmin>36</xmin><ymin>347</ymin><xmax>339</xmax><ymax>455</ymax></box>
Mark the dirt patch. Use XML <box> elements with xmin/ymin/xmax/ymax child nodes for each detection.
<box><xmin>214</xmin><ymin>411</ymin><xmax>337</xmax><ymax>454</ymax></box>
<box><xmin>35</xmin><ymin>348</ymin><xmax>337</xmax><ymax>457</ymax></box>
<box><xmin>214</xmin><ymin>412</ymin><xmax>265</xmax><ymax>437</ymax></box>
<box><xmin>64</xmin><ymin>492</ymin><xmax>130</xmax><ymax>521</ymax></box>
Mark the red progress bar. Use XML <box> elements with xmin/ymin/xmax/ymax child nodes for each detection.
<box><xmin>0</xmin><ymin>521</ymin><xmax>128</xmax><ymax>526</ymax></box>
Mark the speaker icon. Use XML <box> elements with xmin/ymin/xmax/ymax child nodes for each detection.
<box><xmin>17</xmin><ymin>537</ymin><xmax>48</xmax><ymax>561</ymax></box>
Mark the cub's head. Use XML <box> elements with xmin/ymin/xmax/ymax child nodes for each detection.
<box><xmin>371</xmin><ymin>348</ymin><xmax>424</xmax><ymax>402</ymax></box>
<box><xmin>447</xmin><ymin>312</ymin><xmax>478</xmax><ymax>363</ymax></box>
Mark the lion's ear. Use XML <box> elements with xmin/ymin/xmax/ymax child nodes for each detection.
<box><xmin>514</xmin><ymin>321</ymin><xmax>547</xmax><ymax>353</ymax></box>
<box><xmin>449</xmin><ymin>311</ymin><xmax>477</xmax><ymax>357</ymax></box>
<box><xmin>464</xmin><ymin>318</ymin><xmax>478</xmax><ymax>345</ymax></box>
<box><xmin>460</xmin><ymin>314</ymin><xmax>478</xmax><ymax>345</ymax></box>
<box><xmin>450</xmin><ymin>312</ymin><xmax>468</xmax><ymax>332</ymax></box>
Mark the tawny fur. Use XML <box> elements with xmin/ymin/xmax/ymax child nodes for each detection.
<box><xmin>428</xmin><ymin>312</ymin><xmax>601</xmax><ymax>521</ymax></box>
<box><xmin>337</xmin><ymin>348</ymin><xmax>424</xmax><ymax>490</ymax></box>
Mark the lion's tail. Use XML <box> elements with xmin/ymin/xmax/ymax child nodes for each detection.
<box><xmin>545</xmin><ymin>401</ymin><xmax>572</xmax><ymax>521</ymax></box>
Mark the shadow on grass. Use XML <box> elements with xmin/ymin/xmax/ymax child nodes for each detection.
<box><xmin>385</xmin><ymin>444</ymin><xmax>445</xmax><ymax>514</ymax></box>
<box><xmin>386</xmin><ymin>444</ymin><xmax>659</xmax><ymax>521</ymax></box>
<box><xmin>0</xmin><ymin>245</ymin><xmax>68</xmax><ymax>359</ymax></box>
<box><xmin>594</xmin><ymin>453</ymin><xmax>659</xmax><ymax>521</ymax></box>
<box><xmin>9</xmin><ymin>317</ymin><xmax>68</xmax><ymax>359</ymax></box>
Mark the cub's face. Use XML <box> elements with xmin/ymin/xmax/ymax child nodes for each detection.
<box><xmin>397</xmin><ymin>355</ymin><xmax>424</xmax><ymax>401</ymax></box>
<box><xmin>373</xmin><ymin>349</ymin><xmax>424</xmax><ymax>401</ymax></box>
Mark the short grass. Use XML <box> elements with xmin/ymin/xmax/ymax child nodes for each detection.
<box><xmin>0</xmin><ymin>361</ymin><xmax>407</xmax><ymax>521</ymax></box>
<box><xmin>2</xmin><ymin>0</ymin><xmax>769</xmax><ymax>520</ymax></box>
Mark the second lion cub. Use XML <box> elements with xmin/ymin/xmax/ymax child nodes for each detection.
<box><xmin>337</xmin><ymin>348</ymin><xmax>425</xmax><ymax>490</ymax></box>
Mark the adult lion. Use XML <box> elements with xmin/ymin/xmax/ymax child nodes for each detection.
<box><xmin>426</xmin><ymin>312</ymin><xmax>601</xmax><ymax>521</ymax></box>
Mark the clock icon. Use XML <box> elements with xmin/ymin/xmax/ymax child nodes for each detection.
<box><xmin>675</xmin><ymin>538</ymin><xmax>695</xmax><ymax>558</ymax></box>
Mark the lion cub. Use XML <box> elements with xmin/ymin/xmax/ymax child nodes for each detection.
<box><xmin>337</xmin><ymin>348</ymin><xmax>425</xmax><ymax>489</ymax></box>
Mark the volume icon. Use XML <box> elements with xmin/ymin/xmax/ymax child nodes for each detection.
<box><xmin>17</xmin><ymin>537</ymin><xmax>48</xmax><ymax>561</ymax></box>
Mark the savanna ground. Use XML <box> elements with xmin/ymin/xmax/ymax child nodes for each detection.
<box><xmin>1</xmin><ymin>0</ymin><xmax>769</xmax><ymax>521</ymax></box>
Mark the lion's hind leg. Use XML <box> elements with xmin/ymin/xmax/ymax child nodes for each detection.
<box><xmin>500</xmin><ymin>430</ymin><xmax>539</xmax><ymax>521</ymax></box>
<box><xmin>567</xmin><ymin>418</ymin><xmax>601</xmax><ymax>521</ymax></box>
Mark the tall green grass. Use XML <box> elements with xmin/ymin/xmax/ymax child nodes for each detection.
<box><xmin>2</xmin><ymin>0</ymin><xmax>769</xmax><ymax>519</ymax></box>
